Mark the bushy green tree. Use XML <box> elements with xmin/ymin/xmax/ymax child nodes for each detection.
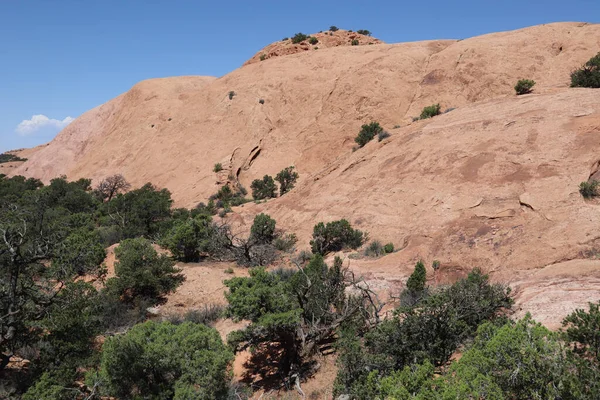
<box><xmin>310</xmin><ymin>219</ymin><xmax>365</xmax><ymax>255</ymax></box>
<box><xmin>226</xmin><ymin>255</ymin><xmax>378</xmax><ymax>380</ymax></box>
<box><xmin>275</xmin><ymin>166</ymin><xmax>299</xmax><ymax>195</ymax></box>
<box><xmin>571</xmin><ymin>52</ymin><xmax>600</xmax><ymax>88</ymax></box>
<box><xmin>106</xmin><ymin>238</ymin><xmax>184</xmax><ymax>304</ymax></box>
<box><xmin>99</xmin><ymin>320</ymin><xmax>233</xmax><ymax>400</ymax></box>
<box><xmin>580</xmin><ymin>180</ymin><xmax>599</xmax><ymax>198</ymax></box>
<box><xmin>355</xmin><ymin>122</ymin><xmax>383</xmax><ymax>148</ymax></box>
<box><xmin>160</xmin><ymin>214</ymin><xmax>216</xmax><ymax>262</ymax></box>
<box><xmin>250</xmin><ymin>175</ymin><xmax>277</xmax><ymax>200</ymax></box>
<box><xmin>100</xmin><ymin>183</ymin><xmax>173</xmax><ymax>239</ymax></box>
<box><xmin>406</xmin><ymin>261</ymin><xmax>427</xmax><ymax>292</ymax></box>
<box><xmin>250</xmin><ymin>213</ymin><xmax>276</xmax><ymax>245</ymax></box>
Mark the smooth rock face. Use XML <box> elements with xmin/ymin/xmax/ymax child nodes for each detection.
<box><xmin>10</xmin><ymin>22</ymin><xmax>600</xmax><ymax>327</ymax></box>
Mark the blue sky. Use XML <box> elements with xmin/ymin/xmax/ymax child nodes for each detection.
<box><xmin>1</xmin><ymin>0</ymin><xmax>599</xmax><ymax>153</ymax></box>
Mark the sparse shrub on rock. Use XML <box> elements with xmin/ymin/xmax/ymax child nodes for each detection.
<box><xmin>384</xmin><ymin>243</ymin><xmax>394</xmax><ymax>253</ymax></box>
<box><xmin>378</xmin><ymin>130</ymin><xmax>391</xmax><ymax>142</ymax></box>
<box><xmin>330</xmin><ymin>26</ymin><xmax>339</xmax><ymax>32</ymax></box>
<box><xmin>259</xmin><ymin>54</ymin><xmax>266</xmax><ymax>61</ymax></box>
<box><xmin>292</xmin><ymin>32</ymin><xmax>309</xmax><ymax>44</ymax></box>
<box><xmin>228</xmin><ymin>91</ymin><xmax>236</xmax><ymax>100</ymax></box>
<box><xmin>355</xmin><ymin>122</ymin><xmax>384</xmax><ymax>148</ymax></box>
<box><xmin>515</xmin><ymin>79</ymin><xmax>536</xmax><ymax>95</ymax></box>
<box><xmin>580</xmin><ymin>180</ymin><xmax>599</xmax><ymax>198</ymax></box>
<box><xmin>351</xmin><ymin>39</ymin><xmax>359</xmax><ymax>46</ymax></box>
<box><xmin>365</xmin><ymin>240</ymin><xmax>385</xmax><ymax>257</ymax></box>
<box><xmin>419</xmin><ymin>103</ymin><xmax>441</xmax><ymax>119</ymax></box>
<box><xmin>357</xmin><ymin>29</ymin><xmax>371</xmax><ymax>36</ymax></box>
<box><xmin>571</xmin><ymin>52</ymin><xmax>600</xmax><ymax>88</ymax></box>
<box><xmin>250</xmin><ymin>175</ymin><xmax>277</xmax><ymax>200</ymax></box>
<box><xmin>275</xmin><ymin>166</ymin><xmax>299</xmax><ymax>195</ymax></box>
<box><xmin>213</xmin><ymin>163</ymin><xmax>223</xmax><ymax>172</ymax></box>
<box><xmin>309</xmin><ymin>36</ymin><xmax>318</xmax><ymax>45</ymax></box>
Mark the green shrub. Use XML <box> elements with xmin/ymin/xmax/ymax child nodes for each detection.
<box><xmin>250</xmin><ymin>213</ymin><xmax>277</xmax><ymax>245</ymax></box>
<box><xmin>357</xmin><ymin>29</ymin><xmax>371</xmax><ymax>36</ymax></box>
<box><xmin>228</xmin><ymin>91</ymin><xmax>235</xmax><ymax>100</ymax></box>
<box><xmin>406</xmin><ymin>261</ymin><xmax>427</xmax><ymax>293</ymax></box>
<box><xmin>351</xmin><ymin>39</ymin><xmax>359</xmax><ymax>46</ymax></box>
<box><xmin>384</xmin><ymin>243</ymin><xmax>394</xmax><ymax>253</ymax></box>
<box><xmin>329</xmin><ymin>26</ymin><xmax>339</xmax><ymax>32</ymax></box>
<box><xmin>259</xmin><ymin>54</ymin><xmax>266</xmax><ymax>61</ymax></box>
<box><xmin>571</xmin><ymin>52</ymin><xmax>600</xmax><ymax>88</ymax></box>
<box><xmin>99</xmin><ymin>321</ymin><xmax>233</xmax><ymax>400</ymax></box>
<box><xmin>250</xmin><ymin>175</ymin><xmax>277</xmax><ymax>200</ymax></box>
<box><xmin>419</xmin><ymin>103</ymin><xmax>441</xmax><ymax>119</ymax></box>
<box><xmin>259</xmin><ymin>98</ymin><xmax>265</xmax><ymax>104</ymax></box>
<box><xmin>310</xmin><ymin>219</ymin><xmax>365</xmax><ymax>255</ymax></box>
<box><xmin>160</xmin><ymin>215</ymin><xmax>217</xmax><ymax>262</ymax></box>
<box><xmin>355</xmin><ymin>121</ymin><xmax>384</xmax><ymax>148</ymax></box>
<box><xmin>213</xmin><ymin>163</ymin><xmax>223</xmax><ymax>172</ymax></box>
<box><xmin>309</xmin><ymin>36</ymin><xmax>318</xmax><ymax>45</ymax></box>
<box><xmin>291</xmin><ymin>32</ymin><xmax>309</xmax><ymax>44</ymax></box>
<box><xmin>106</xmin><ymin>238</ymin><xmax>184</xmax><ymax>304</ymax></box>
<box><xmin>275</xmin><ymin>166</ymin><xmax>299</xmax><ymax>195</ymax></box>
<box><xmin>515</xmin><ymin>79</ymin><xmax>536</xmax><ymax>95</ymax></box>
<box><xmin>580</xmin><ymin>180</ymin><xmax>599</xmax><ymax>198</ymax></box>
<box><xmin>432</xmin><ymin>259</ymin><xmax>441</xmax><ymax>270</ymax></box>
<box><xmin>378</xmin><ymin>130</ymin><xmax>391</xmax><ymax>142</ymax></box>
<box><xmin>282</xmin><ymin>37</ymin><xmax>289</xmax><ymax>41</ymax></box>
<box><xmin>224</xmin><ymin>267</ymin><xmax>234</xmax><ymax>274</ymax></box>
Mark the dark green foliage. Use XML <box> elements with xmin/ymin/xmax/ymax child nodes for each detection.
<box><xmin>99</xmin><ymin>321</ymin><xmax>233</xmax><ymax>400</ymax></box>
<box><xmin>106</xmin><ymin>238</ymin><xmax>184</xmax><ymax>304</ymax></box>
<box><xmin>282</xmin><ymin>37</ymin><xmax>289</xmax><ymax>41</ymax></box>
<box><xmin>160</xmin><ymin>214</ymin><xmax>216</xmax><ymax>262</ymax></box>
<box><xmin>336</xmin><ymin>269</ymin><xmax>512</xmax><ymax>395</ymax></box>
<box><xmin>310</xmin><ymin>219</ymin><xmax>365</xmax><ymax>255</ymax></box>
<box><xmin>515</xmin><ymin>79</ymin><xmax>536</xmax><ymax>95</ymax></box>
<box><xmin>250</xmin><ymin>175</ymin><xmax>277</xmax><ymax>200</ymax></box>
<box><xmin>351</xmin><ymin>39</ymin><xmax>359</xmax><ymax>46</ymax></box>
<box><xmin>213</xmin><ymin>162</ymin><xmax>223</xmax><ymax>172</ymax></box>
<box><xmin>383</xmin><ymin>243</ymin><xmax>394</xmax><ymax>253</ymax></box>
<box><xmin>571</xmin><ymin>52</ymin><xmax>600</xmax><ymax>88</ymax></box>
<box><xmin>329</xmin><ymin>26</ymin><xmax>339</xmax><ymax>32</ymax></box>
<box><xmin>100</xmin><ymin>183</ymin><xmax>173</xmax><ymax>239</ymax></box>
<box><xmin>406</xmin><ymin>261</ymin><xmax>427</xmax><ymax>293</ymax></box>
<box><xmin>419</xmin><ymin>103</ymin><xmax>441</xmax><ymax>119</ymax></box>
<box><xmin>309</xmin><ymin>36</ymin><xmax>318</xmax><ymax>45</ymax></box>
<box><xmin>225</xmin><ymin>256</ymin><xmax>378</xmax><ymax>380</ymax></box>
<box><xmin>580</xmin><ymin>180</ymin><xmax>599</xmax><ymax>198</ymax></box>
<box><xmin>354</xmin><ymin>121</ymin><xmax>384</xmax><ymax>148</ymax></box>
<box><xmin>259</xmin><ymin>98</ymin><xmax>265</xmax><ymax>104</ymax></box>
<box><xmin>0</xmin><ymin>153</ymin><xmax>27</xmax><ymax>163</ymax></box>
<box><xmin>228</xmin><ymin>90</ymin><xmax>236</xmax><ymax>100</ymax></box>
<box><xmin>275</xmin><ymin>166</ymin><xmax>299</xmax><ymax>195</ymax></box>
<box><xmin>377</xmin><ymin>130</ymin><xmax>390</xmax><ymax>142</ymax></box>
<box><xmin>259</xmin><ymin>54</ymin><xmax>266</xmax><ymax>61</ymax></box>
<box><xmin>563</xmin><ymin>301</ymin><xmax>600</xmax><ymax>361</ymax></box>
<box><xmin>210</xmin><ymin>184</ymin><xmax>249</xmax><ymax>209</ymax></box>
<box><xmin>357</xmin><ymin>29</ymin><xmax>371</xmax><ymax>36</ymax></box>
<box><xmin>291</xmin><ymin>32</ymin><xmax>309</xmax><ymax>44</ymax></box>
<box><xmin>250</xmin><ymin>213</ymin><xmax>276</xmax><ymax>245</ymax></box>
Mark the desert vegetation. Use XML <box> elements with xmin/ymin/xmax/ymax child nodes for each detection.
<box><xmin>355</xmin><ymin>121</ymin><xmax>384</xmax><ymax>148</ymax></box>
<box><xmin>515</xmin><ymin>78</ymin><xmax>536</xmax><ymax>94</ymax></box>
<box><xmin>291</xmin><ymin>32</ymin><xmax>309</xmax><ymax>44</ymax></box>
<box><xmin>571</xmin><ymin>52</ymin><xmax>600</xmax><ymax>88</ymax></box>
<box><xmin>0</xmin><ymin>153</ymin><xmax>27</xmax><ymax>163</ymax></box>
<box><xmin>419</xmin><ymin>103</ymin><xmax>442</xmax><ymax>119</ymax></box>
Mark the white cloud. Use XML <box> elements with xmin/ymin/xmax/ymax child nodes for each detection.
<box><xmin>16</xmin><ymin>114</ymin><xmax>74</xmax><ymax>136</ymax></box>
